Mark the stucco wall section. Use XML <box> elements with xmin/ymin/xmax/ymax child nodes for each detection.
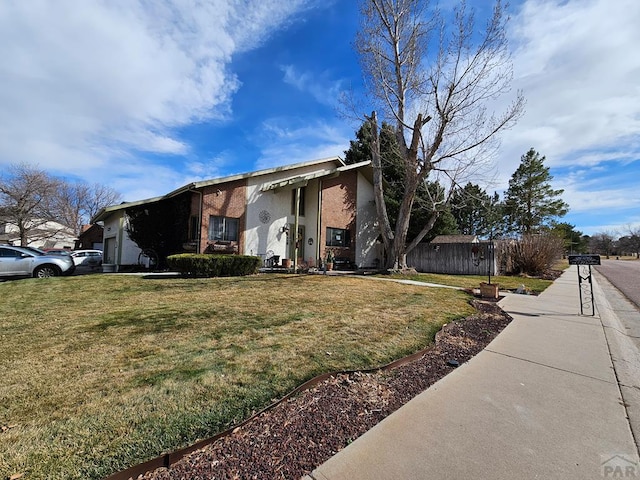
<box><xmin>245</xmin><ymin>162</ymin><xmax>335</xmax><ymax>265</ymax></box>
<box><xmin>320</xmin><ymin>170</ymin><xmax>357</xmax><ymax>262</ymax></box>
<box><xmin>199</xmin><ymin>179</ymin><xmax>247</xmax><ymax>254</ymax></box>
<box><xmin>103</xmin><ymin>211</ymin><xmax>141</xmax><ymax>266</ymax></box>
<box><xmin>356</xmin><ymin>171</ymin><xmax>381</xmax><ymax>268</ymax></box>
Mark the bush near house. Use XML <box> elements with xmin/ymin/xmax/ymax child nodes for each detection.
<box><xmin>167</xmin><ymin>253</ymin><xmax>261</xmax><ymax>277</ymax></box>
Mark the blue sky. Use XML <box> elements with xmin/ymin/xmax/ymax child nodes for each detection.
<box><xmin>0</xmin><ymin>0</ymin><xmax>638</xmax><ymax>236</ymax></box>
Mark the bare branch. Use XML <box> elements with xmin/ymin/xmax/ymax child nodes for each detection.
<box><xmin>356</xmin><ymin>0</ymin><xmax>523</xmax><ymax>269</ymax></box>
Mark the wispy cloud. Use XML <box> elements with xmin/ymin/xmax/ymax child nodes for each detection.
<box><xmin>253</xmin><ymin>117</ymin><xmax>352</xmax><ymax>170</ymax></box>
<box><xmin>498</xmin><ymin>0</ymin><xmax>640</xmax><ymax>175</ymax></box>
<box><xmin>485</xmin><ymin>0</ymin><xmax>640</xmax><ymax>234</ymax></box>
<box><xmin>0</xmin><ymin>0</ymin><xmax>318</xmax><ymax>177</ymax></box>
<box><xmin>280</xmin><ymin>64</ymin><xmax>345</xmax><ymax>106</ymax></box>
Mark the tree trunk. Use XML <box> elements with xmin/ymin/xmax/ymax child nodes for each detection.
<box><xmin>387</xmin><ymin>174</ymin><xmax>418</xmax><ymax>269</ymax></box>
<box><xmin>368</xmin><ymin>111</ymin><xmax>425</xmax><ymax>271</ymax></box>
<box><xmin>368</xmin><ymin>112</ymin><xmax>394</xmax><ymax>257</ymax></box>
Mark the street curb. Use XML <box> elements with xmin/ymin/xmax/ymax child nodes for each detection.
<box><xmin>591</xmin><ymin>272</ymin><xmax>640</xmax><ymax>457</ymax></box>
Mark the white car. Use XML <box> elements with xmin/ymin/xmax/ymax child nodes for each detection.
<box><xmin>70</xmin><ymin>250</ymin><xmax>103</xmax><ymax>270</ymax></box>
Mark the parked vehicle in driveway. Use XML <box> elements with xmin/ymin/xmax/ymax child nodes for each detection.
<box><xmin>70</xmin><ymin>250</ymin><xmax>103</xmax><ymax>271</ymax></box>
<box><xmin>43</xmin><ymin>248</ymin><xmax>73</xmax><ymax>256</ymax></box>
<box><xmin>0</xmin><ymin>245</ymin><xmax>76</xmax><ymax>278</ymax></box>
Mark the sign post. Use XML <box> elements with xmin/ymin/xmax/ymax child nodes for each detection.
<box><xmin>568</xmin><ymin>255</ymin><xmax>601</xmax><ymax>316</ymax></box>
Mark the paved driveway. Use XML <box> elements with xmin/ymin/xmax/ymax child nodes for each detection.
<box><xmin>595</xmin><ymin>259</ymin><xmax>640</xmax><ymax>309</ymax></box>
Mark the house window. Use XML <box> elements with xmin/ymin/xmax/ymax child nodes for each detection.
<box><xmin>326</xmin><ymin>227</ymin><xmax>350</xmax><ymax>247</ymax></box>
<box><xmin>208</xmin><ymin>216</ymin><xmax>239</xmax><ymax>242</ymax></box>
<box><xmin>291</xmin><ymin>187</ymin><xmax>306</xmax><ymax>216</ymax></box>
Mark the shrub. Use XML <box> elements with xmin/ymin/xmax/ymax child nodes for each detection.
<box><xmin>496</xmin><ymin>234</ymin><xmax>564</xmax><ymax>276</ymax></box>
<box><xmin>167</xmin><ymin>254</ymin><xmax>261</xmax><ymax>277</ymax></box>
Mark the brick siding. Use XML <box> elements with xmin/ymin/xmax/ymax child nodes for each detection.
<box><xmin>320</xmin><ymin>170</ymin><xmax>357</xmax><ymax>263</ymax></box>
<box><xmin>198</xmin><ymin>180</ymin><xmax>247</xmax><ymax>254</ymax></box>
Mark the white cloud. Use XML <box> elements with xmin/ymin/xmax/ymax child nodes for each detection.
<box><xmin>478</xmin><ymin>0</ymin><xmax>640</xmax><ymax>236</ymax></box>
<box><xmin>280</xmin><ymin>64</ymin><xmax>345</xmax><ymax>106</ymax></box>
<box><xmin>254</xmin><ymin>117</ymin><xmax>352</xmax><ymax>170</ymax></box>
<box><xmin>0</xmin><ymin>0</ymin><xmax>316</xmax><ymax>177</ymax></box>
<box><xmin>561</xmin><ymin>184</ymin><xmax>640</xmax><ymax>213</ymax></box>
<box><xmin>496</xmin><ymin>0</ymin><xmax>640</xmax><ymax>179</ymax></box>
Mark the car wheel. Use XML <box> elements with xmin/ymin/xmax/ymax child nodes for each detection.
<box><xmin>34</xmin><ymin>265</ymin><xmax>60</xmax><ymax>278</ymax></box>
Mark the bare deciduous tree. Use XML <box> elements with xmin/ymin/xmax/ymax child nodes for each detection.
<box><xmin>1</xmin><ymin>163</ymin><xmax>122</xmax><ymax>245</ymax></box>
<box><xmin>617</xmin><ymin>225</ymin><xmax>640</xmax><ymax>257</ymax></box>
<box><xmin>356</xmin><ymin>0</ymin><xmax>524</xmax><ymax>269</ymax></box>
<box><xmin>54</xmin><ymin>182</ymin><xmax>122</xmax><ymax>235</ymax></box>
<box><xmin>0</xmin><ymin>163</ymin><xmax>61</xmax><ymax>246</ymax></box>
<box><xmin>590</xmin><ymin>231</ymin><xmax>616</xmax><ymax>257</ymax></box>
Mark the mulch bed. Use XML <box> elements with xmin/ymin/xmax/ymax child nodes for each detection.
<box><xmin>140</xmin><ymin>299</ymin><xmax>512</xmax><ymax>480</ymax></box>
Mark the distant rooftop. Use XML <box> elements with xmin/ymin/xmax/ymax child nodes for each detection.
<box><xmin>430</xmin><ymin>235</ymin><xmax>479</xmax><ymax>244</ymax></box>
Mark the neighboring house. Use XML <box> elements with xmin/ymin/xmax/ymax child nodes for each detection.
<box><xmin>92</xmin><ymin>157</ymin><xmax>380</xmax><ymax>271</ymax></box>
<box><xmin>75</xmin><ymin>224</ymin><xmax>104</xmax><ymax>251</ymax></box>
<box><xmin>407</xmin><ymin>234</ymin><xmax>496</xmax><ymax>275</ymax></box>
<box><xmin>0</xmin><ymin>220</ymin><xmax>76</xmax><ymax>249</ymax></box>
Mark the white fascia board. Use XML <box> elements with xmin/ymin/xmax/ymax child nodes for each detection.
<box><xmin>259</xmin><ymin>166</ymin><xmax>349</xmax><ymax>193</ymax></box>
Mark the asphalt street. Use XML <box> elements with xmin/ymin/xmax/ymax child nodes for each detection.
<box><xmin>595</xmin><ymin>259</ymin><xmax>640</xmax><ymax>309</ymax></box>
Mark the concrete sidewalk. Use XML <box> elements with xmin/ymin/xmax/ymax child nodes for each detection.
<box><xmin>304</xmin><ymin>266</ymin><xmax>640</xmax><ymax>479</ymax></box>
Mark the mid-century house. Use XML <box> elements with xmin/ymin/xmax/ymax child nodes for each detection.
<box><xmin>75</xmin><ymin>223</ymin><xmax>104</xmax><ymax>251</ymax></box>
<box><xmin>0</xmin><ymin>220</ymin><xmax>77</xmax><ymax>250</ymax></box>
<box><xmin>91</xmin><ymin>157</ymin><xmax>380</xmax><ymax>271</ymax></box>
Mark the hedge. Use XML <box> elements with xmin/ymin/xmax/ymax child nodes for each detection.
<box><xmin>166</xmin><ymin>254</ymin><xmax>261</xmax><ymax>277</ymax></box>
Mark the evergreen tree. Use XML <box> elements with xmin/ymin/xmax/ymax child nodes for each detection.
<box><xmin>344</xmin><ymin>122</ymin><xmax>458</xmax><ymax>243</ymax></box>
<box><xmin>126</xmin><ymin>194</ymin><xmax>191</xmax><ymax>267</ymax></box>
<box><xmin>503</xmin><ymin>149</ymin><xmax>568</xmax><ymax>234</ymax></box>
<box><xmin>451</xmin><ymin>183</ymin><xmax>502</xmax><ymax>237</ymax></box>
<box><xmin>550</xmin><ymin>222</ymin><xmax>588</xmax><ymax>254</ymax></box>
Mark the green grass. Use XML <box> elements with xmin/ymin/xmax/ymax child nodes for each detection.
<box><xmin>386</xmin><ymin>272</ymin><xmax>554</xmax><ymax>294</ymax></box>
<box><xmin>0</xmin><ymin>274</ymin><xmax>475</xmax><ymax>479</ymax></box>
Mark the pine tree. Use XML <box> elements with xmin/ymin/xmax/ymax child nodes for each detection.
<box><xmin>451</xmin><ymin>183</ymin><xmax>501</xmax><ymax>237</ymax></box>
<box><xmin>503</xmin><ymin>148</ymin><xmax>568</xmax><ymax>234</ymax></box>
<box><xmin>550</xmin><ymin>222</ymin><xmax>588</xmax><ymax>254</ymax></box>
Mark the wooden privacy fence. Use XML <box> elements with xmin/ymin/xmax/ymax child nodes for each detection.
<box><xmin>407</xmin><ymin>242</ymin><xmax>497</xmax><ymax>275</ymax></box>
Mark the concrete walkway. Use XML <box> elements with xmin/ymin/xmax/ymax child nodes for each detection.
<box><xmin>304</xmin><ymin>266</ymin><xmax>640</xmax><ymax>479</ymax></box>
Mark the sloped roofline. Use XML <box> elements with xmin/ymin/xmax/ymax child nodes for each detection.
<box><xmin>91</xmin><ymin>156</ymin><xmax>363</xmax><ymax>223</ymax></box>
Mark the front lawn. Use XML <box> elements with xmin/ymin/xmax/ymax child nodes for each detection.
<box><xmin>0</xmin><ymin>274</ymin><xmax>474</xmax><ymax>479</ymax></box>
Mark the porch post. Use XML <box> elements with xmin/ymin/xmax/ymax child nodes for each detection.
<box><xmin>293</xmin><ymin>187</ymin><xmax>301</xmax><ymax>271</ymax></box>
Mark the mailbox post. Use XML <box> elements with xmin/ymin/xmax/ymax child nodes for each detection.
<box><xmin>568</xmin><ymin>254</ymin><xmax>601</xmax><ymax>316</ymax></box>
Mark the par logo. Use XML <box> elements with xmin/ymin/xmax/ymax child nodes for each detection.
<box><xmin>601</xmin><ymin>454</ymin><xmax>638</xmax><ymax>478</ymax></box>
